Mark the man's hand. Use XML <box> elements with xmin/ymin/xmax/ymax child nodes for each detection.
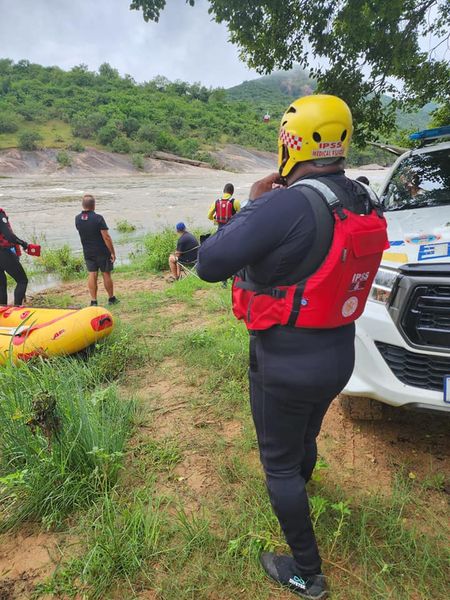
<box><xmin>110</xmin><ymin>253</ymin><xmax>116</xmax><ymax>263</ymax></box>
<box><xmin>249</xmin><ymin>172</ymin><xmax>285</xmax><ymax>201</ymax></box>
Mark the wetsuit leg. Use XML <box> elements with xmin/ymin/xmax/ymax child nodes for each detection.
<box><xmin>0</xmin><ymin>268</ymin><xmax>7</xmax><ymax>305</ymax></box>
<box><xmin>0</xmin><ymin>250</ymin><xmax>28</xmax><ymax>306</ymax></box>
<box><xmin>249</xmin><ymin>324</ymin><xmax>355</xmax><ymax>575</ymax></box>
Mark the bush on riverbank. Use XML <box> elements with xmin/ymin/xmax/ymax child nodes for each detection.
<box><xmin>134</xmin><ymin>228</ymin><xmax>178</xmax><ymax>272</ymax></box>
<box><xmin>39</xmin><ymin>245</ymin><xmax>85</xmax><ymax>280</ymax></box>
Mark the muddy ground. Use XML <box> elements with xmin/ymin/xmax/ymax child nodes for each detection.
<box><xmin>1</xmin><ymin>274</ymin><xmax>448</xmax><ymax>599</ymax></box>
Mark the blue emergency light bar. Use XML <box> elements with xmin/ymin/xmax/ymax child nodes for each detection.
<box><xmin>410</xmin><ymin>125</ymin><xmax>450</xmax><ymax>141</ymax></box>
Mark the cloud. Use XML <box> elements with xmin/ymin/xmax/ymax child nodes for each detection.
<box><xmin>0</xmin><ymin>0</ymin><xmax>259</xmax><ymax>87</ymax></box>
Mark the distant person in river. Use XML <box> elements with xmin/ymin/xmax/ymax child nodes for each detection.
<box><xmin>75</xmin><ymin>194</ymin><xmax>118</xmax><ymax>306</ymax></box>
<box><xmin>0</xmin><ymin>208</ymin><xmax>29</xmax><ymax>306</ymax></box>
<box><xmin>168</xmin><ymin>222</ymin><xmax>199</xmax><ymax>282</ymax></box>
<box><xmin>207</xmin><ymin>183</ymin><xmax>241</xmax><ymax>229</ymax></box>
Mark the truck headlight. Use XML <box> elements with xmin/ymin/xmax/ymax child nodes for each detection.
<box><xmin>369</xmin><ymin>268</ymin><xmax>398</xmax><ymax>304</ymax></box>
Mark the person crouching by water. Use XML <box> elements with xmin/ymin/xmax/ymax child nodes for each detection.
<box><xmin>75</xmin><ymin>194</ymin><xmax>118</xmax><ymax>306</ymax></box>
<box><xmin>0</xmin><ymin>208</ymin><xmax>29</xmax><ymax>306</ymax></box>
<box><xmin>168</xmin><ymin>222</ymin><xmax>199</xmax><ymax>282</ymax></box>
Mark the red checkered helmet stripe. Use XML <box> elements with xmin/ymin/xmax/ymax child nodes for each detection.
<box><xmin>279</xmin><ymin>128</ymin><xmax>302</xmax><ymax>151</ymax></box>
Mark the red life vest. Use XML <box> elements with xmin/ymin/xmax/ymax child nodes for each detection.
<box><xmin>232</xmin><ymin>179</ymin><xmax>389</xmax><ymax>330</ymax></box>
<box><xmin>0</xmin><ymin>209</ymin><xmax>14</xmax><ymax>249</ymax></box>
<box><xmin>215</xmin><ymin>197</ymin><xmax>235</xmax><ymax>224</ymax></box>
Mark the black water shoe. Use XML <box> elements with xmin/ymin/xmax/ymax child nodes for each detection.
<box><xmin>90</xmin><ymin>300</ymin><xmax>98</xmax><ymax>307</ymax></box>
<box><xmin>260</xmin><ymin>552</ymin><xmax>328</xmax><ymax>599</ymax></box>
<box><xmin>108</xmin><ymin>296</ymin><xmax>119</xmax><ymax>305</ymax></box>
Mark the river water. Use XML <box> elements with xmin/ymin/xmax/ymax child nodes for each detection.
<box><xmin>0</xmin><ymin>166</ymin><xmax>387</xmax><ymax>292</ymax></box>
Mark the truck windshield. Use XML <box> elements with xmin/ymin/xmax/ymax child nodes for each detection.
<box><xmin>381</xmin><ymin>148</ymin><xmax>450</xmax><ymax>211</ymax></box>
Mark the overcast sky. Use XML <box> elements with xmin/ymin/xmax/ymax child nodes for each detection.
<box><xmin>0</xmin><ymin>0</ymin><xmax>259</xmax><ymax>88</ymax></box>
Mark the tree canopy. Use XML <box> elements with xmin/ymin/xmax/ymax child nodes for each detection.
<box><xmin>130</xmin><ymin>0</ymin><xmax>450</xmax><ymax>140</ymax></box>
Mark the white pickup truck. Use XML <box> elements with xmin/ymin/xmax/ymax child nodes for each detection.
<box><xmin>342</xmin><ymin>127</ymin><xmax>450</xmax><ymax>418</ymax></box>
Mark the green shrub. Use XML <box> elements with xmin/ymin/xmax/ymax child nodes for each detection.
<box><xmin>18</xmin><ymin>131</ymin><xmax>42</xmax><ymax>151</ymax></box>
<box><xmin>116</xmin><ymin>219</ymin><xmax>136</xmax><ymax>234</ymax></box>
<box><xmin>137</xmin><ymin>123</ymin><xmax>157</xmax><ymax>143</ymax></box>
<box><xmin>132</xmin><ymin>140</ymin><xmax>156</xmax><ymax>156</ymax></box>
<box><xmin>123</xmin><ymin>116</ymin><xmax>140</xmax><ymax>137</ymax></box>
<box><xmin>154</xmin><ymin>130</ymin><xmax>179</xmax><ymax>153</ymax></box>
<box><xmin>0</xmin><ymin>350</ymin><xmax>136</xmax><ymax>531</ymax></box>
<box><xmin>40</xmin><ymin>245</ymin><xmax>85</xmax><ymax>280</ymax></box>
<box><xmin>56</xmin><ymin>150</ymin><xmax>72</xmax><ymax>167</ymax></box>
<box><xmin>68</xmin><ymin>140</ymin><xmax>85</xmax><ymax>152</ymax></box>
<box><xmin>137</xmin><ymin>228</ymin><xmax>177</xmax><ymax>272</ymax></box>
<box><xmin>71</xmin><ymin>113</ymin><xmax>107</xmax><ymax>138</ymax></box>
<box><xmin>131</xmin><ymin>153</ymin><xmax>145</xmax><ymax>170</ymax></box>
<box><xmin>0</xmin><ymin>113</ymin><xmax>19</xmax><ymax>133</ymax></box>
<box><xmin>111</xmin><ymin>135</ymin><xmax>130</xmax><ymax>153</ymax></box>
<box><xmin>98</xmin><ymin>123</ymin><xmax>118</xmax><ymax>146</ymax></box>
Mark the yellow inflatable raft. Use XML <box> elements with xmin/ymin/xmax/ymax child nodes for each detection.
<box><xmin>0</xmin><ymin>305</ymin><xmax>114</xmax><ymax>365</ymax></box>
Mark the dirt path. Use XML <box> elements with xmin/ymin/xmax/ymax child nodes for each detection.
<box><xmin>1</xmin><ymin>273</ymin><xmax>448</xmax><ymax>599</ymax></box>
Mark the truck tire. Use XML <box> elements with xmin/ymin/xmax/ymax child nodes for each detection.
<box><xmin>339</xmin><ymin>394</ymin><xmax>384</xmax><ymax>421</ymax></box>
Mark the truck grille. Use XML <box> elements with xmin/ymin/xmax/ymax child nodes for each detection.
<box><xmin>402</xmin><ymin>284</ymin><xmax>450</xmax><ymax>348</ymax></box>
<box><xmin>376</xmin><ymin>342</ymin><xmax>450</xmax><ymax>391</ymax></box>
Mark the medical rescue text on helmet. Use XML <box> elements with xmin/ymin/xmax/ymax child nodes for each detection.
<box><xmin>278</xmin><ymin>95</ymin><xmax>353</xmax><ymax>177</ymax></box>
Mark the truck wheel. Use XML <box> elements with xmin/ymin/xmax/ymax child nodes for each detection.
<box><xmin>338</xmin><ymin>394</ymin><xmax>384</xmax><ymax>421</ymax></box>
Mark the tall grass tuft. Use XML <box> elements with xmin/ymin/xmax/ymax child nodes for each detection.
<box><xmin>0</xmin><ymin>341</ymin><xmax>138</xmax><ymax>531</ymax></box>
<box><xmin>35</xmin><ymin>493</ymin><xmax>164</xmax><ymax>599</ymax></box>
<box><xmin>39</xmin><ymin>244</ymin><xmax>85</xmax><ymax>280</ymax></box>
<box><xmin>135</xmin><ymin>228</ymin><xmax>178</xmax><ymax>272</ymax></box>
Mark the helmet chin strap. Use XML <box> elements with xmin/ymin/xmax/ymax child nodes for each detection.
<box><xmin>279</xmin><ymin>144</ymin><xmax>290</xmax><ymax>177</ymax></box>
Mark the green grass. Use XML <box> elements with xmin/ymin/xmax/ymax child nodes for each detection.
<box><xmin>116</xmin><ymin>219</ymin><xmax>137</xmax><ymax>234</ymax></box>
<box><xmin>36</xmin><ymin>275</ymin><xmax>447</xmax><ymax>599</ymax></box>
<box><xmin>0</xmin><ymin>326</ymin><xmax>146</xmax><ymax>531</ymax></box>
<box><xmin>34</xmin><ymin>492</ymin><xmax>165</xmax><ymax>599</ymax></box>
<box><xmin>0</xmin><ymin>120</ymin><xmax>103</xmax><ymax>151</ymax></box>
<box><xmin>3</xmin><ymin>249</ymin><xmax>447</xmax><ymax>599</ymax></box>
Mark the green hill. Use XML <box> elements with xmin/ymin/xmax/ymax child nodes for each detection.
<box><xmin>0</xmin><ymin>58</ymin><xmax>279</xmax><ymax>161</ymax></box>
<box><xmin>227</xmin><ymin>68</ymin><xmax>435</xmax><ymax>132</ymax></box>
<box><xmin>227</xmin><ymin>66</ymin><xmax>316</xmax><ymax>119</ymax></box>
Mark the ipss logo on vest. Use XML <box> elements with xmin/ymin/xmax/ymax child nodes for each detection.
<box><xmin>349</xmin><ymin>271</ymin><xmax>370</xmax><ymax>292</ymax></box>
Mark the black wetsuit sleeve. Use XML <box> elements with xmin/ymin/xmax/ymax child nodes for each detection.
<box><xmin>0</xmin><ymin>213</ymin><xmax>27</xmax><ymax>247</ymax></box>
<box><xmin>197</xmin><ymin>188</ymin><xmax>314</xmax><ymax>283</ymax></box>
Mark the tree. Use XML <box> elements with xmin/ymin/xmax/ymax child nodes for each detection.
<box><xmin>130</xmin><ymin>1</ymin><xmax>450</xmax><ymax>139</ymax></box>
<box><xmin>0</xmin><ymin>113</ymin><xmax>19</xmax><ymax>134</ymax></box>
<box><xmin>18</xmin><ymin>131</ymin><xmax>42</xmax><ymax>151</ymax></box>
<box><xmin>97</xmin><ymin>123</ymin><xmax>119</xmax><ymax>145</ymax></box>
<box><xmin>98</xmin><ymin>62</ymin><xmax>120</xmax><ymax>79</ymax></box>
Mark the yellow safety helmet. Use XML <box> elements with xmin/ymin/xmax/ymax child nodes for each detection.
<box><xmin>278</xmin><ymin>94</ymin><xmax>353</xmax><ymax>177</ymax></box>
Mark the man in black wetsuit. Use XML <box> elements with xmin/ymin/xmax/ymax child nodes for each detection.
<box><xmin>197</xmin><ymin>95</ymin><xmax>387</xmax><ymax>599</ymax></box>
<box><xmin>0</xmin><ymin>208</ymin><xmax>29</xmax><ymax>306</ymax></box>
<box><xmin>75</xmin><ymin>194</ymin><xmax>118</xmax><ymax>306</ymax></box>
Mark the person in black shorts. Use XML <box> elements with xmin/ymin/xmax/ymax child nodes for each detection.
<box><xmin>75</xmin><ymin>194</ymin><xmax>118</xmax><ymax>306</ymax></box>
<box><xmin>168</xmin><ymin>222</ymin><xmax>199</xmax><ymax>281</ymax></box>
<box><xmin>0</xmin><ymin>208</ymin><xmax>29</xmax><ymax>306</ymax></box>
